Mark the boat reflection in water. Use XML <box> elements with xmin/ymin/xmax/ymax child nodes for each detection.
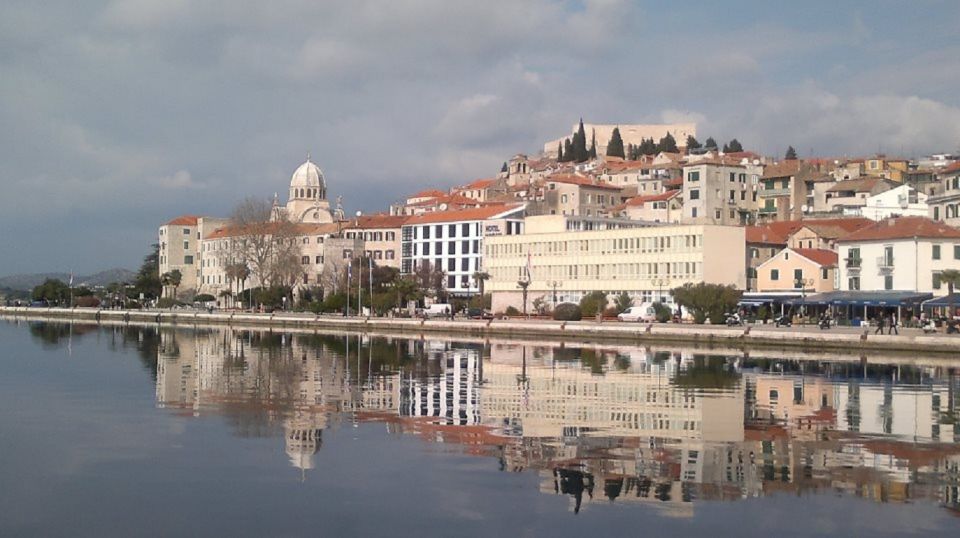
<box><xmin>154</xmin><ymin>328</ymin><xmax>960</xmax><ymax>517</ymax></box>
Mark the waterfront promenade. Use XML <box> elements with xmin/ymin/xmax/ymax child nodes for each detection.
<box><xmin>2</xmin><ymin>306</ymin><xmax>958</xmax><ymax>356</ymax></box>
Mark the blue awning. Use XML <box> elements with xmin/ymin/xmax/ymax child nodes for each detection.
<box><xmin>922</xmin><ymin>294</ymin><xmax>960</xmax><ymax>308</ymax></box>
<box><xmin>738</xmin><ymin>293</ymin><xmax>801</xmax><ymax>306</ymax></box>
<box><xmin>787</xmin><ymin>291</ymin><xmax>932</xmax><ymax>307</ymax></box>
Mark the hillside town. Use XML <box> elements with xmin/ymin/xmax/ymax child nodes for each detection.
<box><xmin>157</xmin><ymin>120</ymin><xmax>960</xmax><ymax>327</ymax></box>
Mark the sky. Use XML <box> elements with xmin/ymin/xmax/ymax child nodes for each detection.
<box><xmin>2</xmin><ymin>0</ymin><xmax>960</xmax><ymax>275</ymax></box>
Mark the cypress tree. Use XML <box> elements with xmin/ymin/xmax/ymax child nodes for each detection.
<box><xmin>657</xmin><ymin>133</ymin><xmax>678</xmax><ymax>153</ymax></box>
<box><xmin>704</xmin><ymin>137</ymin><xmax>718</xmax><ymax>151</ymax></box>
<box><xmin>726</xmin><ymin>138</ymin><xmax>743</xmax><ymax>153</ymax></box>
<box><xmin>563</xmin><ymin>138</ymin><xmax>574</xmax><ymax>162</ymax></box>
<box><xmin>501</xmin><ymin>161</ymin><xmax>508</xmax><ymax>173</ymax></box>
<box><xmin>606</xmin><ymin>127</ymin><xmax>626</xmax><ymax>158</ymax></box>
<box><xmin>685</xmin><ymin>135</ymin><xmax>701</xmax><ymax>154</ymax></box>
<box><xmin>573</xmin><ymin>118</ymin><xmax>588</xmax><ymax>162</ymax></box>
<box><xmin>589</xmin><ymin>129</ymin><xmax>597</xmax><ymax>159</ymax></box>
<box><xmin>556</xmin><ymin>142</ymin><xmax>564</xmax><ymax>162</ymax></box>
<box><xmin>785</xmin><ymin>146</ymin><xmax>798</xmax><ymax>160</ymax></box>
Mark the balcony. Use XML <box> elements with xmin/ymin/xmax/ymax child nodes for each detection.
<box><xmin>876</xmin><ymin>256</ymin><xmax>894</xmax><ymax>272</ymax></box>
<box><xmin>758</xmin><ymin>206</ymin><xmax>778</xmax><ymax>214</ymax></box>
<box><xmin>758</xmin><ymin>187</ymin><xmax>791</xmax><ymax>197</ymax></box>
<box><xmin>845</xmin><ymin>257</ymin><xmax>862</xmax><ymax>270</ymax></box>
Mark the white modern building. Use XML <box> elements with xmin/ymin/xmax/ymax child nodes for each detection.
<box><xmin>837</xmin><ymin>216</ymin><xmax>960</xmax><ymax>293</ymax></box>
<box><xmin>400</xmin><ymin>203</ymin><xmax>526</xmax><ymax>296</ymax></box>
<box><xmin>485</xmin><ymin>215</ymin><xmax>746</xmax><ymax>312</ymax></box>
<box><xmin>850</xmin><ymin>184</ymin><xmax>928</xmax><ymax>221</ymax></box>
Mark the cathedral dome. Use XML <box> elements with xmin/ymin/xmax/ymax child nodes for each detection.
<box><xmin>290</xmin><ymin>157</ymin><xmax>325</xmax><ymax>189</ymax></box>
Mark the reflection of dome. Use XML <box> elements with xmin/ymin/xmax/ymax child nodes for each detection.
<box><xmin>290</xmin><ymin>158</ymin><xmax>325</xmax><ymax>190</ymax></box>
<box><xmin>285</xmin><ymin>424</ymin><xmax>323</xmax><ymax>471</ymax></box>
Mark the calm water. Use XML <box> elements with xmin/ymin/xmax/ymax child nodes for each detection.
<box><xmin>1</xmin><ymin>321</ymin><xmax>959</xmax><ymax>537</ymax></box>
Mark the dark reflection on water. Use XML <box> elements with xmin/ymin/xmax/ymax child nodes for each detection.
<box><xmin>3</xmin><ymin>321</ymin><xmax>960</xmax><ymax>536</ymax></box>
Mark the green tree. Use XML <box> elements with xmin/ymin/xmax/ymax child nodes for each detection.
<box><xmin>785</xmin><ymin>146</ymin><xmax>798</xmax><ymax>160</ymax></box>
<box><xmin>614</xmin><ymin>292</ymin><xmax>633</xmax><ymax>313</ymax></box>
<box><xmin>563</xmin><ymin>138</ymin><xmax>574</xmax><ymax>162</ymax></box>
<box><xmin>606</xmin><ymin>127</ymin><xmax>626</xmax><ymax>158</ymax></box>
<box><xmin>579</xmin><ymin>290</ymin><xmax>608</xmax><ymax>317</ymax></box>
<box><xmin>704</xmin><ymin>137</ymin><xmax>718</xmax><ymax>151</ymax></box>
<box><xmin>726</xmin><ymin>139</ymin><xmax>744</xmax><ymax>153</ymax></box>
<box><xmin>671</xmin><ymin>282</ymin><xmax>742</xmax><ymax>324</ymax></box>
<box><xmin>941</xmin><ymin>269</ymin><xmax>960</xmax><ymax>318</ymax></box>
<box><xmin>556</xmin><ymin>142</ymin><xmax>564</xmax><ymax>162</ymax></box>
<box><xmin>501</xmin><ymin>161</ymin><xmax>508</xmax><ymax>173</ymax></box>
<box><xmin>573</xmin><ymin>118</ymin><xmax>589</xmax><ymax>162</ymax></box>
<box><xmin>32</xmin><ymin>279</ymin><xmax>70</xmax><ymax>305</ymax></box>
<box><xmin>133</xmin><ymin>243</ymin><xmax>162</xmax><ymax>300</ymax></box>
<box><xmin>472</xmin><ymin>271</ymin><xmax>490</xmax><ymax>296</ymax></box>
<box><xmin>640</xmin><ymin>137</ymin><xmax>658</xmax><ymax>156</ymax></box>
<box><xmin>685</xmin><ymin>135</ymin><xmax>701</xmax><ymax>154</ymax></box>
<box><xmin>161</xmin><ymin>269</ymin><xmax>182</xmax><ymax>299</ymax></box>
<box><xmin>589</xmin><ymin>129</ymin><xmax>598</xmax><ymax>159</ymax></box>
<box><xmin>657</xmin><ymin>133</ymin><xmax>678</xmax><ymax>153</ymax></box>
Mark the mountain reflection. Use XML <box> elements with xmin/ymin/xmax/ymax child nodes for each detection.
<box><xmin>154</xmin><ymin>328</ymin><xmax>960</xmax><ymax>517</ymax></box>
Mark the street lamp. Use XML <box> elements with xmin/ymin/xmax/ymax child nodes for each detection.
<box><xmin>653</xmin><ymin>278</ymin><xmax>670</xmax><ymax>304</ymax></box>
<box><xmin>794</xmin><ymin>277</ymin><xmax>814</xmax><ymax>321</ymax></box>
<box><xmin>548</xmin><ymin>280</ymin><xmax>562</xmax><ymax>309</ymax></box>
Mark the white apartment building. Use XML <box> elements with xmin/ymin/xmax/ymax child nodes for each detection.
<box><xmin>401</xmin><ymin>204</ymin><xmax>526</xmax><ymax>296</ymax></box>
<box><xmin>853</xmin><ymin>184</ymin><xmax>928</xmax><ymax>221</ymax></box>
<box><xmin>928</xmin><ymin>163</ymin><xmax>960</xmax><ymax>227</ymax></box>
<box><xmin>837</xmin><ymin>216</ymin><xmax>960</xmax><ymax>293</ymax></box>
<box><xmin>485</xmin><ymin>215</ymin><xmax>746</xmax><ymax>312</ymax></box>
<box><xmin>682</xmin><ymin>159</ymin><xmax>761</xmax><ymax>226</ymax></box>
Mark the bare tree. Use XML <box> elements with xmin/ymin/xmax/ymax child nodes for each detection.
<box><xmin>227</xmin><ymin>197</ymin><xmax>302</xmax><ymax>290</ymax></box>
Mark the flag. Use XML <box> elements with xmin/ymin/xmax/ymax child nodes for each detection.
<box><xmin>524</xmin><ymin>252</ymin><xmax>532</xmax><ymax>281</ymax></box>
<box><xmin>69</xmin><ymin>272</ymin><xmax>74</xmax><ymax>286</ymax></box>
<box><xmin>348</xmin><ymin>259</ymin><xmax>352</xmax><ymax>281</ymax></box>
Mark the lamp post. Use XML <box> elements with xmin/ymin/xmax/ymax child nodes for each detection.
<box><xmin>654</xmin><ymin>278</ymin><xmax>670</xmax><ymax>304</ymax></box>
<box><xmin>549</xmin><ymin>280</ymin><xmax>562</xmax><ymax>309</ymax></box>
<box><xmin>794</xmin><ymin>277</ymin><xmax>814</xmax><ymax>322</ymax></box>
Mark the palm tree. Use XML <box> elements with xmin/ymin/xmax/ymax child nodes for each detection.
<box><xmin>472</xmin><ymin>271</ymin><xmax>490</xmax><ymax>296</ymax></box>
<box><xmin>941</xmin><ymin>269</ymin><xmax>960</xmax><ymax>320</ymax></box>
<box><xmin>168</xmin><ymin>269</ymin><xmax>182</xmax><ymax>300</ymax></box>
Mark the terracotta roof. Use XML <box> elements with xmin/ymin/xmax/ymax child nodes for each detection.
<box><xmin>683</xmin><ymin>157</ymin><xmax>746</xmax><ymax>168</ymax></box>
<box><xmin>402</xmin><ymin>203</ymin><xmax>524</xmax><ymax>225</ymax></box>
<box><xmin>623</xmin><ymin>191</ymin><xmax>680</xmax><ymax>206</ymax></box>
<box><xmin>839</xmin><ymin>216</ymin><xmax>960</xmax><ymax>242</ymax></box>
<box><xmin>745</xmin><ymin>226</ymin><xmax>788</xmax><ymax>245</ymax></box>
<box><xmin>545</xmin><ymin>174</ymin><xmax>622</xmax><ymax>190</ymax></box>
<box><xmin>826</xmin><ymin>176</ymin><xmax>895</xmax><ymax>193</ymax></box>
<box><xmin>793</xmin><ymin>248</ymin><xmax>838</xmax><ymax>267</ymax></box>
<box><xmin>724</xmin><ymin>151</ymin><xmax>762</xmax><ymax>160</ymax></box>
<box><xmin>165</xmin><ymin>215</ymin><xmax>200</xmax><ymax>226</ymax></box>
<box><xmin>941</xmin><ymin>161</ymin><xmax>960</xmax><ymax>174</ymax></box>
<box><xmin>408</xmin><ymin>189</ymin><xmax>448</xmax><ymax>200</ymax></box>
<box><xmin>457</xmin><ymin>178</ymin><xmax>496</xmax><ymax>190</ymax></box>
<box><xmin>761</xmin><ymin>160</ymin><xmax>802</xmax><ymax>179</ymax></box>
<box><xmin>206</xmin><ymin>222</ymin><xmax>339</xmax><ymax>240</ymax></box>
<box><xmin>408</xmin><ymin>193</ymin><xmax>482</xmax><ymax>208</ymax></box>
<box><xmin>344</xmin><ymin>214</ymin><xmax>409</xmax><ymax>229</ymax></box>
<box><xmin>758</xmin><ymin>217</ymin><xmax>873</xmax><ymax>242</ymax></box>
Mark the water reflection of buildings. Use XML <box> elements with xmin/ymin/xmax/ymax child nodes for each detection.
<box><xmin>154</xmin><ymin>328</ymin><xmax>960</xmax><ymax>516</ymax></box>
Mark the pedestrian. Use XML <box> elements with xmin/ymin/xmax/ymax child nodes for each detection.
<box><xmin>875</xmin><ymin>315</ymin><xmax>885</xmax><ymax>335</ymax></box>
<box><xmin>889</xmin><ymin>313</ymin><xmax>899</xmax><ymax>335</ymax></box>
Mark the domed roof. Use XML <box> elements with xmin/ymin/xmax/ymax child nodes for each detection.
<box><xmin>290</xmin><ymin>157</ymin><xmax>325</xmax><ymax>188</ymax></box>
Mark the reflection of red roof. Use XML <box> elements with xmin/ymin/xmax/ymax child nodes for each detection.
<box><xmin>166</xmin><ymin>215</ymin><xmax>200</xmax><ymax>226</ymax></box>
<box><xmin>403</xmin><ymin>203</ymin><xmax>524</xmax><ymax>225</ymax></box>
<box><xmin>793</xmin><ymin>248</ymin><xmax>839</xmax><ymax>267</ymax></box>
<box><xmin>840</xmin><ymin>216</ymin><xmax>960</xmax><ymax>242</ymax></box>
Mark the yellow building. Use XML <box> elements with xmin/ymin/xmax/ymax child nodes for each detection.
<box><xmin>755</xmin><ymin>247</ymin><xmax>838</xmax><ymax>293</ymax></box>
<box><xmin>484</xmin><ymin>215</ymin><xmax>746</xmax><ymax>312</ymax></box>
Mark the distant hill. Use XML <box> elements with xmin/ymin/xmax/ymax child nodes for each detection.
<box><xmin>0</xmin><ymin>268</ymin><xmax>136</xmax><ymax>291</ymax></box>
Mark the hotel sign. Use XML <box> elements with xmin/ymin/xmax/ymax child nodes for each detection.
<box><xmin>484</xmin><ymin>223</ymin><xmax>502</xmax><ymax>236</ymax></box>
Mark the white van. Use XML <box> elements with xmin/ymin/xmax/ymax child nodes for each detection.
<box><xmin>617</xmin><ymin>303</ymin><xmax>657</xmax><ymax>322</ymax></box>
<box><xmin>424</xmin><ymin>303</ymin><xmax>454</xmax><ymax>318</ymax></box>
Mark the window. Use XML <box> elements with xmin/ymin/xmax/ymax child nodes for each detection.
<box><xmin>848</xmin><ymin>276</ymin><xmax>860</xmax><ymax>290</ymax></box>
<box><xmin>955</xmin><ymin>245</ymin><xmax>960</xmax><ymax>259</ymax></box>
<box><xmin>933</xmin><ymin>271</ymin><xmax>942</xmax><ymax>290</ymax></box>
<box><xmin>183</xmin><ymin>228</ymin><xmax>190</xmax><ymax>235</ymax></box>
<box><xmin>183</xmin><ymin>241</ymin><xmax>189</xmax><ymax>250</ymax></box>
<box><xmin>385</xmin><ymin>250</ymin><xmax>395</xmax><ymax>260</ymax></box>
<box><xmin>423</xmin><ymin>243</ymin><xmax>430</xmax><ymax>255</ymax></box>
<box><xmin>714</xmin><ymin>209</ymin><xmax>721</xmax><ymax>220</ymax></box>
<box><xmin>688</xmin><ymin>170</ymin><xmax>700</xmax><ymax>182</ymax></box>
<box><xmin>448</xmin><ymin>224</ymin><xmax>456</xmax><ymax>237</ymax></box>
<box><xmin>883</xmin><ymin>245</ymin><xmax>894</xmax><ymax>266</ymax></box>
<box><xmin>447</xmin><ymin>258</ymin><xmax>455</xmax><ymax>271</ymax></box>
<box><xmin>933</xmin><ymin>244</ymin><xmax>941</xmax><ymax>260</ymax></box>
<box><xmin>301</xmin><ymin>256</ymin><xmax>309</xmax><ymax>265</ymax></box>
<box><xmin>794</xmin><ymin>269</ymin><xmax>803</xmax><ymax>283</ymax></box>
<box><xmin>561</xmin><ymin>194</ymin><xmax>568</xmax><ymax>204</ymax></box>
<box><xmin>423</xmin><ymin>227</ymin><xmax>430</xmax><ymax>239</ymax></box>
<box><xmin>884</xmin><ymin>274</ymin><xmax>893</xmax><ymax>290</ymax></box>
<box><xmin>461</xmin><ymin>258</ymin><xmax>469</xmax><ymax>271</ymax></box>
<box><xmin>315</xmin><ymin>255</ymin><xmax>323</xmax><ymax>264</ymax></box>
<box><xmin>435</xmin><ymin>242</ymin><xmax>443</xmax><ymax>255</ymax></box>
<box><xmin>184</xmin><ymin>255</ymin><xmax>194</xmax><ymax>265</ymax></box>
<box><xmin>462</xmin><ymin>223</ymin><xmax>469</xmax><ymax>236</ymax></box>
<box><xmin>771</xmin><ymin>269</ymin><xmax>779</xmax><ymax>281</ymax></box>
<box><xmin>821</xmin><ymin>268</ymin><xmax>828</xmax><ymax>279</ymax></box>
<box><xmin>729</xmin><ymin>172</ymin><xmax>736</xmax><ymax>182</ymax></box>
<box><xmin>689</xmin><ymin>189</ymin><xmax>700</xmax><ymax>200</ymax></box>
<box><xmin>691</xmin><ymin>207</ymin><xmax>698</xmax><ymax>218</ymax></box>
<box><xmin>447</xmin><ymin>275</ymin><xmax>456</xmax><ymax>289</ymax></box>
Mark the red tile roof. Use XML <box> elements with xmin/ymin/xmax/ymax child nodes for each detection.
<box><xmin>826</xmin><ymin>176</ymin><xmax>895</xmax><ymax>193</ymax></box>
<box><xmin>403</xmin><ymin>203</ymin><xmax>524</xmax><ymax>225</ymax></box>
<box><xmin>545</xmin><ymin>174</ymin><xmax>622</xmax><ymax>190</ymax></box>
<box><xmin>206</xmin><ymin>222</ymin><xmax>340</xmax><ymax>239</ymax></box>
<box><xmin>793</xmin><ymin>248</ymin><xmax>838</xmax><ymax>267</ymax></box>
<box><xmin>745</xmin><ymin>226</ymin><xmax>788</xmax><ymax>245</ymax></box>
<box><xmin>408</xmin><ymin>189</ymin><xmax>448</xmax><ymax>200</ymax></box>
<box><xmin>839</xmin><ymin>216</ymin><xmax>960</xmax><ymax>242</ymax></box>
<box><xmin>457</xmin><ymin>178</ymin><xmax>496</xmax><ymax>190</ymax></box>
<box><xmin>165</xmin><ymin>215</ymin><xmax>200</xmax><ymax>226</ymax></box>
<box><xmin>761</xmin><ymin>160</ymin><xmax>802</xmax><ymax>179</ymax></box>
<box><xmin>623</xmin><ymin>191</ymin><xmax>680</xmax><ymax>206</ymax></box>
<box><xmin>344</xmin><ymin>214</ymin><xmax>409</xmax><ymax>229</ymax></box>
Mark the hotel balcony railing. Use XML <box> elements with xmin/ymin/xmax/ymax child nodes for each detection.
<box><xmin>876</xmin><ymin>256</ymin><xmax>895</xmax><ymax>270</ymax></box>
<box><xmin>845</xmin><ymin>257</ymin><xmax>862</xmax><ymax>268</ymax></box>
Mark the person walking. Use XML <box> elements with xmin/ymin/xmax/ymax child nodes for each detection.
<box><xmin>889</xmin><ymin>313</ymin><xmax>899</xmax><ymax>335</ymax></box>
<box><xmin>875</xmin><ymin>314</ymin><xmax>885</xmax><ymax>335</ymax></box>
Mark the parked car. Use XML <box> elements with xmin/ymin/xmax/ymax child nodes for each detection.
<box><xmin>423</xmin><ymin>303</ymin><xmax>454</xmax><ymax>318</ymax></box>
<box><xmin>467</xmin><ymin>308</ymin><xmax>494</xmax><ymax>320</ymax></box>
<box><xmin>617</xmin><ymin>304</ymin><xmax>656</xmax><ymax>322</ymax></box>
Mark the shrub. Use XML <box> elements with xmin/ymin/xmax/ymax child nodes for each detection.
<box><xmin>579</xmin><ymin>291</ymin><xmax>608</xmax><ymax>318</ymax></box>
<box><xmin>671</xmin><ymin>282</ymin><xmax>742</xmax><ymax>325</ymax></box>
<box><xmin>74</xmin><ymin>296</ymin><xmax>101</xmax><ymax>308</ymax></box>
<box><xmin>553</xmin><ymin>302</ymin><xmax>582</xmax><ymax>321</ymax></box>
<box><xmin>157</xmin><ymin>297</ymin><xmax>178</xmax><ymax>309</ymax></box>
<box><xmin>505</xmin><ymin>306</ymin><xmax>521</xmax><ymax>316</ymax></box>
<box><xmin>614</xmin><ymin>292</ymin><xmax>633</xmax><ymax>313</ymax></box>
<box><xmin>652</xmin><ymin>302</ymin><xmax>672</xmax><ymax>323</ymax></box>
<box><xmin>193</xmin><ymin>293</ymin><xmax>216</xmax><ymax>303</ymax></box>
<box><xmin>602</xmin><ymin>306</ymin><xmax>619</xmax><ymax>318</ymax></box>
<box><xmin>321</xmin><ymin>293</ymin><xmax>346</xmax><ymax>313</ymax></box>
